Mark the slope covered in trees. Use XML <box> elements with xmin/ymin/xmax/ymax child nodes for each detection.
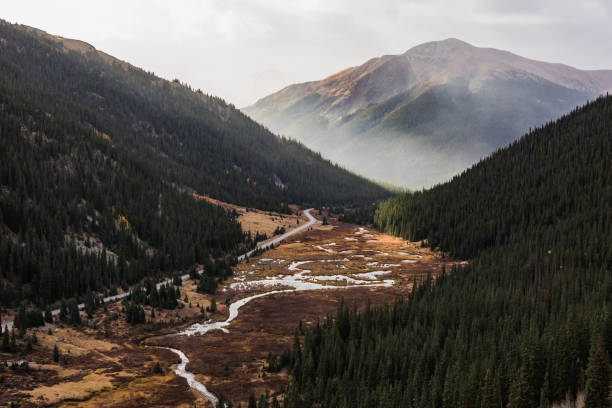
<box><xmin>0</xmin><ymin>80</ymin><xmax>244</xmax><ymax>308</ymax></box>
<box><xmin>0</xmin><ymin>21</ymin><xmax>390</xmax><ymax>212</ymax></box>
<box><xmin>275</xmin><ymin>96</ymin><xmax>612</xmax><ymax>407</ymax></box>
<box><xmin>0</xmin><ymin>20</ymin><xmax>390</xmax><ymax>309</ymax></box>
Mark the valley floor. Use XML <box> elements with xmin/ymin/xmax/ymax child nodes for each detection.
<box><xmin>1</xmin><ymin>212</ymin><xmax>456</xmax><ymax>407</ymax></box>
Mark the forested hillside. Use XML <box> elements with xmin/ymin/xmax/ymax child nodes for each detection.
<box><xmin>0</xmin><ymin>81</ymin><xmax>246</xmax><ymax>308</ymax></box>
<box><xmin>275</xmin><ymin>96</ymin><xmax>612</xmax><ymax>407</ymax></box>
<box><xmin>0</xmin><ymin>20</ymin><xmax>390</xmax><ymax>310</ymax></box>
<box><xmin>0</xmin><ymin>21</ymin><xmax>389</xmax><ymax>212</ymax></box>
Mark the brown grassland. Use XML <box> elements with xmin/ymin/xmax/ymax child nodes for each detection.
<box><xmin>0</xmin><ymin>211</ymin><xmax>457</xmax><ymax>407</ymax></box>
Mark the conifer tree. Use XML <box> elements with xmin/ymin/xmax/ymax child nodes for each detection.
<box><xmin>53</xmin><ymin>344</ymin><xmax>60</xmax><ymax>362</ymax></box>
<box><xmin>584</xmin><ymin>337</ymin><xmax>611</xmax><ymax>408</ymax></box>
<box><xmin>1</xmin><ymin>327</ymin><xmax>9</xmax><ymax>352</ymax></box>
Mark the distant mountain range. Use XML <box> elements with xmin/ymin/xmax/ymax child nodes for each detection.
<box><xmin>244</xmin><ymin>38</ymin><xmax>612</xmax><ymax>188</ymax></box>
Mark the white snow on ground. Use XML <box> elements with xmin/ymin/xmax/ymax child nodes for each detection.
<box><xmin>363</xmin><ymin>234</ymin><xmax>375</xmax><ymax>238</ymax></box>
<box><xmin>354</xmin><ymin>227</ymin><xmax>369</xmax><ymax>235</ymax></box>
<box><xmin>354</xmin><ymin>271</ymin><xmax>392</xmax><ymax>280</ymax></box>
<box><xmin>402</xmin><ymin>260</ymin><xmax>418</xmax><ymax>263</ymax></box>
<box><xmin>308</xmin><ymin>275</ymin><xmax>369</xmax><ymax>284</ymax></box>
<box><xmin>395</xmin><ymin>252</ymin><xmax>423</xmax><ymax>258</ymax></box>
<box><xmin>366</xmin><ymin>240</ymin><xmax>378</xmax><ymax>243</ymax></box>
<box><xmin>259</xmin><ymin>258</ymin><xmax>286</xmax><ymax>264</ymax></box>
<box><xmin>380</xmin><ymin>264</ymin><xmax>401</xmax><ymax>267</ymax></box>
<box><xmin>288</xmin><ymin>261</ymin><xmax>313</xmax><ymax>271</ymax></box>
<box><xmin>180</xmin><ymin>260</ymin><xmax>394</xmax><ymax>337</ymax></box>
<box><xmin>351</xmin><ymin>254</ymin><xmax>365</xmax><ymax>258</ymax></box>
<box><xmin>344</xmin><ymin>237</ymin><xmax>357</xmax><ymax>241</ymax></box>
<box><xmin>315</xmin><ymin>245</ymin><xmax>335</xmax><ymax>253</ymax></box>
<box><xmin>339</xmin><ymin>250</ymin><xmax>353</xmax><ymax>254</ymax></box>
<box><xmin>324</xmin><ymin>242</ymin><xmax>337</xmax><ymax>246</ymax></box>
<box><xmin>366</xmin><ymin>261</ymin><xmax>379</xmax><ymax>266</ymax></box>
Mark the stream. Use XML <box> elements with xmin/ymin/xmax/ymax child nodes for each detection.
<box><xmin>157</xmin><ymin>251</ymin><xmax>395</xmax><ymax>406</ymax></box>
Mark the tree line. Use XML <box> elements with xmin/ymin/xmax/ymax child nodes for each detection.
<box><xmin>270</xmin><ymin>96</ymin><xmax>612</xmax><ymax>407</ymax></box>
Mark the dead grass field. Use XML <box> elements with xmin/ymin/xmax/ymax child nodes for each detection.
<box><xmin>148</xmin><ymin>216</ymin><xmax>458</xmax><ymax>406</ymax></box>
<box><xmin>0</xmin><ymin>213</ymin><xmax>457</xmax><ymax>407</ymax></box>
<box><xmin>196</xmin><ymin>194</ymin><xmax>307</xmax><ymax>238</ymax></box>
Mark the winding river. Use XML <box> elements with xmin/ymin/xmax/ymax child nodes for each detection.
<box><xmin>154</xmin><ymin>210</ymin><xmax>396</xmax><ymax>406</ymax></box>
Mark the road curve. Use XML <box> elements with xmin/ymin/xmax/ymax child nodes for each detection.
<box><xmin>1</xmin><ymin>209</ymin><xmax>320</xmax><ymax>331</ymax></box>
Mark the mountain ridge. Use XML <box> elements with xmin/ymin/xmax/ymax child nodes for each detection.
<box><xmin>244</xmin><ymin>38</ymin><xmax>612</xmax><ymax>188</ymax></box>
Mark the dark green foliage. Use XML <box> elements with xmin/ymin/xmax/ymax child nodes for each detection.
<box><xmin>1</xmin><ymin>326</ymin><xmax>9</xmax><ymax>352</ymax></box>
<box><xmin>84</xmin><ymin>291</ymin><xmax>99</xmax><ymax>318</ymax></box>
<box><xmin>338</xmin><ymin>204</ymin><xmax>377</xmax><ymax>225</ymax></box>
<box><xmin>153</xmin><ymin>361</ymin><xmax>163</xmax><ymax>374</ymax></box>
<box><xmin>44</xmin><ymin>306</ymin><xmax>53</xmax><ymax>323</ymax></box>
<box><xmin>124</xmin><ymin>302</ymin><xmax>146</xmax><ymax>325</ymax></box>
<box><xmin>273</xmin><ymin>226</ymin><xmax>286</xmax><ymax>236</ymax></box>
<box><xmin>0</xmin><ymin>23</ymin><xmax>246</xmax><ymax>307</ymax></box>
<box><xmin>197</xmin><ymin>275</ymin><xmax>218</xmax><ymax>295</ymax></box>
<box><xmin>277</xmin><ymin>97</ymin><xmax>612</xmax><ymax>407</ymax></box>
<box><xmin>127</xmin><ymin>280</ymin><xmax>179</xmax><ymax>310</ymax></box>
<box><xmin>59</xmin><ymin>300</ymin><xmax>68</xmax><ymax>323</ymax></box>
<box><xmin>67</xmin><ymin>298</ymin><xmax>81</xmax><ymax>326</ymax></box>
<box><xmin>13</xmin><ymin>304</ymin><xmax>44</xmax><ymax>331</ymax></box>
<box><xmin>9</xmin><ymin>329</ymin><xmax>16</xmax><ymax>353</ymax></box>
<box><xmin>0</xmin><ymin>20</ymin><xmax>386</xmax><ymax>309</ymax></box>
<box><xmin>584</xmin><ymin>337</ymin><xmax>611</xmax><ymax>408</ymax></box>
<box><xmin>207</xmin><ymin>298</ymin><xmax>217</xmax><ymax>313</ymax></box>
<box><xmin>0</xmin><ymin>20</ymin><xmax>389</xmax><ymax>216</ymax></box>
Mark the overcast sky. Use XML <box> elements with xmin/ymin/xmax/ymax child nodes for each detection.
<box><xmin>3</xmin><ymin>1</ymin><xmax>611</xmax><ymax>107</ymax></box>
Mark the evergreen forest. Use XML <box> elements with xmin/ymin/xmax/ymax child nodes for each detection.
<box><xmin>274</xmin><ymin>96</ymin><xmax>612</xmax><ymax>408</ymax></box>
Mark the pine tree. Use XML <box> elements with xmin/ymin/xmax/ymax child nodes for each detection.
<box><xmin>584</xmin><ymin>337</ymin><xmax>611</xmax><ymax>408</ymax></box>
<box><xmin>53</xmin><ymin>344</ymin><xmax>60</xmax><ymax>362</ymax></box>
<box><xmin>1</xmin><ymin>326</ymin><xmax>9</xmax><ymax>352</ymax></box>
<box><xmin>248</xmin><ymin>394</ymin><xmax>257</xmax><ymax>408</ymax></box>
<box><xmin>84</xmin><ymin>291</ymin><xmax>96</xmax><ymax>318</ymax></box>
<box><xmin>59</xmin><ymin>299</ymin><xmax>68</xmax><ymax>323</ymax></box>
<box><xmin>44</xmin><ymin>306</ymin><xmax>53</xmax><ymax>323</ymax></box>
<box><xmin>481</xmin><ymin>368</ymin><xmax>498</xmax><ymax>408</ymax></box>
<box><xmin>9</xmin><ymin>329</ymin><xmax>16</xmax><ymax>353</ymax></box>
<box><xmin>68</xmin><ymin>298</ymin><xmax>81</xmax><ymax>326</ymax></box>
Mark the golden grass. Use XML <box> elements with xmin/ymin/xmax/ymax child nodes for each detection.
<box><xmin>27</xmin><ymin>372</ymin><xmax>113</xmax><ymax>405</ymax></box>
<box><xmin>194</xmin><ymin>194</ymin><xmax>307</xmax><ymax>237</ymax></box>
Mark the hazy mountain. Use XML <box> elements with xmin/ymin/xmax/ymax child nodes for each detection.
<box><xmin>244</xmin><ymin>38</ymin><xmax>612</xmax><ymax>188</ymax></box>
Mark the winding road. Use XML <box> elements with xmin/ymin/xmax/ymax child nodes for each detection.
<box><xmin>1</xmin><ymin>209</ymin><xmax>320</xmax><ymax>331</ymax></box>
<box><xmin>3</xmin><ymin>209</ymin><xmax>395</xmax><ymax>406</ymax></box>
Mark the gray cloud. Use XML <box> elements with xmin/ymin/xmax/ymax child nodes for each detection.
<box><xmin>3</xmin><ymin>0</ymin><xmax>611</xmax><ymax>107</ymax></box>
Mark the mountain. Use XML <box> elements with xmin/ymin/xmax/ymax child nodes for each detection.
<box><xmin>276</xmin><ymin>96</ymin><xmax>612</xmax><ymax>407</ymax></box>
<box><xmin>0</xmin><ymin>21</ymin><xmax>390</xmax><ymax>212</ymax></box>
<box><xmin>0</xmin><ymin>20</ymin><xmax>390</xmax><ymax>309</ymax></box>
<box><xmin>244</xmin><ymin>38</ymin><xmax>612</xmax><ymax>188</ymax></box>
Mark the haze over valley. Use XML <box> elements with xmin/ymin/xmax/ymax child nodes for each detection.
<box><xmin>1</xmin><ymin>3</ymin><xmax>611</xmax><ymax>408</ymax></box>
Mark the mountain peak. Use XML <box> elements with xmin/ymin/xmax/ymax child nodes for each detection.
<box><xmin>404</xmin><ymin>37</ymin><xmax>474</xmax><ymax>55</ymax></box>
